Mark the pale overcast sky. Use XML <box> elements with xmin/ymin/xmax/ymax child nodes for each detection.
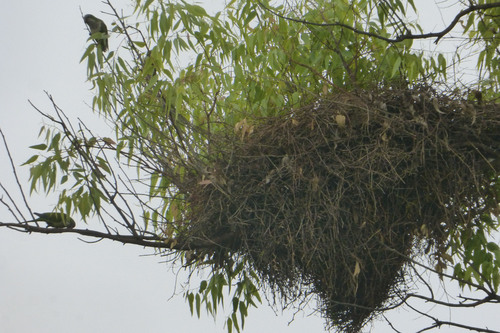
<box><xmin>0</xmin><ymin>1</ymin><xmax>497</xmax><ymax>332</ymax></box>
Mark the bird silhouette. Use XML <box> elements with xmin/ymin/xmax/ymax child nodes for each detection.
<box><xmin>83</xmin><ymin>14</ymin><xmax>109</xmax><ymax>52</ymax></box>
<box><xmin>31</xmin><ymin>212</ymin><xmax>76</xmax><ymax>229</ymax></box>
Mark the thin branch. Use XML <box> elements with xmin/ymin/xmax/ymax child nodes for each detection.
<box><xmin>404</xmin><ymin>292</ymin><xmax>499</xmax><ymax>308</ymax></box>
<box><xmin>415</xmin><ymin>312</ymin><xmax>500</xmax><ymax>333</ymax></box>
<box><xmin>0</xmin><ymin>220</ymin><xmax>236</xmax><ymax>251</ymax></box>
<box><xmin>257</xmin><ymin>1</ymin><xmax>500</xmax><ymax>44</ymax></box>
<box><xmin>0</xmin><ymin>129</ymin><xmax>33</xmax><ymax>220</ymax></box>
<box><xmin>383</xmin><ymin>314</ymin><xmax>403</xmax><ymax>333</ymax></box>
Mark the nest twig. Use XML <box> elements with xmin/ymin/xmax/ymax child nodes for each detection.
<box><xmin>180</xmin><ymin>85</ymin><xmax>500</xmax><ymax>331</ymax></box>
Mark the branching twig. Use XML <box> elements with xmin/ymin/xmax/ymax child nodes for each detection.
<box><xmin>258</xmin><ymin>1</ymin><xmax>500</xmax><ymax>44</ymax></box>
<box><xmin>0</xmin><ymin>129</ymin><xmax>33</xmax><ymax>220</ymax></box>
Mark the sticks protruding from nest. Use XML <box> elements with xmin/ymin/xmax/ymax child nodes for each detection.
<box><xmin>183</xmin><ymin>85</ymin><xmax>499</xmax><ymax>331</ymax></box>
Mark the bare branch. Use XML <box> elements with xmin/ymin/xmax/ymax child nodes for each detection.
<box><xmin>0</xmin><ymin>220</ymin><xmax>236</xmax><ymax>251</ymax></box>
<box><xmin>0</xmin><ymin>129</ymin><xmax>33</xmax><ymax>220</ymax></box>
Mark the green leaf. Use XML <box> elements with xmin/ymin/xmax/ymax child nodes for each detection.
<box><xmin>142</xmin><ymin>0</ymin><xmax>155</xmax><ymax>11</ymax></box>
<box><xmin>133</xmin><ymin>41</ymin><xmax>146</xmax><ymax>48</ymax></box>
<box><xmin>21</xmin><ymin>155</ymin><xmax>39</xmax><ymax>165</ymax></box>
<box><xmin>232</xmin><ymin>297</ymin><xmax>239</xmax><ymax>312</ymax></box>
<box><xmin>79</xmin><ymin>45</ymin><xmax>94</xmax><ymax>63</ymax></box>
<box><xmin>184</xmin><ymin>2</ymin><xmax>207</xmax><ymax>17</ymax></box>
<box><xmin>195</xmin><ymin>294</ymin><xmax>201</xmax><ymax>318</ymax></box>
<box><xmin>391</xmin><ymin>56</ymin><xmax>402</xmax><ymax>78</ymax></box>
<box><xmin>231</xmin><ymin>312</ymin><xmax>240</xmax><ymax>332</ymax></box>
<box><xmin>29</xmin><ymin>144</ymin><xmax>47</xmax><ymax>151</ymax></box>
<box><xmin>493</xmin><ymin>272</ymin><xmax>500</xmax><ymax>292</ymax></box>
<box><xmin>199</xmin><ymin>280</ymin><xmax>208</xmax><ymax>293</ymax></box>
<box><xmin>187</xmin><ymin>292</ymin><xmax>194</xmax><ymax>315</ymax></box>
<box><xmin>487</xmin><ymin>242</ymin><xmax>500</xmax><ymax>252</ymax></box>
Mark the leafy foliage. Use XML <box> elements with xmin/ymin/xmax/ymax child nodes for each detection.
<box><xmin>15</xmin><ymin>0</ymin><xmax>500</xmax><ymax>332</ymax></box>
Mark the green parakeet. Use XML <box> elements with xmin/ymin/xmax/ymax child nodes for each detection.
<box><xmin>32</xmin><ymin>212</ymin><xmax>76</xmax><ymax>229</ymax></box>
<box><xmin>83</xmin><ymin>14</ymin><xmax>108</xmax><ymax>52</ymax></box>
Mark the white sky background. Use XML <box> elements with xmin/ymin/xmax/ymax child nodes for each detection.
<box><xmin>0</xmin><ymin>0</ymin><xmax>498</xmax><ymax>332</ymax></box>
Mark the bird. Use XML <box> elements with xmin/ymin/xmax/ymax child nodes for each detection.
<box><xmin>31</xmin><ymin>212</ymin><xmax>76</xmax><ymax>229</ymax></box>
<box><xmin>83</xmin><ymin>14</ymin><xmax>108</xmax><ymax>52</ymax></box>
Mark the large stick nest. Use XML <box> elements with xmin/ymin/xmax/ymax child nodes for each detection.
<box><xmin>182</xmin><ymin>85</ymin><xmax>500</xmax><ymax>331</ymax></box>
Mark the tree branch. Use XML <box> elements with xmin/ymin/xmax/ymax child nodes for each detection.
<box><xmin>0</xmin><ymin>220</ymin><xmax>236</xmax><ymax>251</ymax></box>
<box><xmin>257</xmin><ymin>1</ymin><xmax>500</xmax><ymax>44</ymax></box>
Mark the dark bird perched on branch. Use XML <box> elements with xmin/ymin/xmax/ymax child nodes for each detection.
<box><xmin>83</xmin><ymin>14</ymin><xmax>108</xmax><ymax>52</ymax></box>
<box><xmin>30</xmin><ymin>212</ymin><xmax>76</xmax><ymax>229</ymax></box>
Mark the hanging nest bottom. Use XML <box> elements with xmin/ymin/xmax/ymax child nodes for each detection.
<box><xmin>183</xmin><ymin>86</ymin><xmax>500</xmax><ymax>332</ymax></box>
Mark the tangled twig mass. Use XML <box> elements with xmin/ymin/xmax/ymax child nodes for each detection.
<box><xmin>177</xmin><ymin>85</ymin><xmax>500</xmax><ymax>331</ymax></box>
